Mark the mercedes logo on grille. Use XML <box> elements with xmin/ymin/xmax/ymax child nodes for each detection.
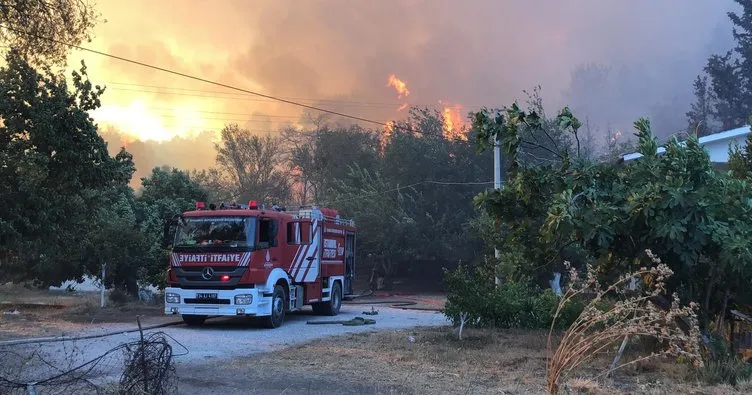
<box><xmin>201</xmin><ymin>267</ymin><xmax>215</xmax><ymax>280</ymax></box>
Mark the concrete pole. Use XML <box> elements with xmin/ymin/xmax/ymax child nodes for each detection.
<box><xmin>494</xmin><ymin>137</ymin><xmax>502</xmax><ymax>287</ymax></box>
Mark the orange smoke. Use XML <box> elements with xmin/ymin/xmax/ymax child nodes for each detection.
<box><xmin>439</xmin><ymin>101</ymin><xmax>468</xmax><ymax>141</ymax></box>
<box><xmin>386</xmin><ymin>74</ymin><xmax>410</xmax><ymax>99</ymax></box>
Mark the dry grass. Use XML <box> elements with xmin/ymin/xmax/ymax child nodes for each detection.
<box><xmin>0</xmin><ymin>284</ymin><xmax>167</xmax><ymax>341</ymax></box>
<box><xmin>232</xmin><ymin>326</ymin><xmax>750</xmax><ymax>395</ymax></box>
<box><xmin>547</xmin><ymin>251</ymin><xmax>702</xmax><ymax>393</ymax></box>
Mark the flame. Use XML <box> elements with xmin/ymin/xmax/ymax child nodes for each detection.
<box><xmin>89</xmin><ymin>100</ymin><xmax>210</xmax><ymax>142</ymax></box>
<box><xmin>397</xmin><ymin>102</ymin><xmax>408</xmax><ymax>112</ymax></box>
<box><xmin>610</xmin><ymin>130</ymin><xmax>623</xmax><ymax>142</ymax></box>
<box><xmin>386</xmin><ymin>74</ymin><xmax>410</xmax><ymax>99</ymax></box>
<box><xmin>381</xmin><ymin>121</ymin><xmax>395</xmax><ymax>155</ymax></box>
<box><xmin>439</xmin><ymin>101</ymin><xmax>468</xmax><ymax>141</ymax></box>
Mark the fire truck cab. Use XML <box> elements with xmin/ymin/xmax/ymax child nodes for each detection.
<box><xmin>164</xmin><ymin>201</ymin><xmax>356</xmax><ymax>328</ymax></box>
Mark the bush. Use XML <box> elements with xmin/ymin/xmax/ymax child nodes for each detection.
<box><xmin>695</xmin><ymin>332</ymin><xmax>752</xmax><ymax>385</ymax></box>
<box><xmin>443</xmin><ymin>260</ymin><xmax>583</xmax><ymax>330</ymax></box>
<box><xmin>108</xmin><ymin>288</ymin><xmax>130</xmax><ymax>305</ymax></box>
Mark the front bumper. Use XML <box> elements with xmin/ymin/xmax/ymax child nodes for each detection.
<box><xmin>164</xmin><ymin>287</ymin><xmax>272</xmax><ymax>317</ymax></box>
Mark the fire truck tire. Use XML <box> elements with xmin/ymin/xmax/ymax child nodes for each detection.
<box><xmin>182</xmin><ymin>314</ymin><xmax>207</xmax><ymax>326</ymax></box>
<box><xmin>263</xmin><ymin>285</ymin><xmax>287</xmax><ymax>328</ymax></box>
<box><xmin>313</xmin><ymin>281</ymin><xmax>342</xmax><ymax>316</ymax></box>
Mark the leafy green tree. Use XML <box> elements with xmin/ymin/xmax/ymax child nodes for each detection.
<box><xmin>330</xmin><ymin>164</ymin><xmax>419</xmax><ymax>278</ymax></box>
<box><xmin>83</xmin><ymin>190</ymin><xmax>148</xmax><ymax>295</ymax></box>
<box><xmin>691</xmin><ymin>0</ymin><xmax>752</xmax><ymax>131</ymax></box>
<box><xmin>0</xmin><ymin>0</ymin><xmax>101</xmax><ymax>65</ymax></box>
<box><xmin>0</xmin><ymin>49</ymin><xmax>134</xmax><ymax>286</ymax></box>
<box><xmin>686</xmin><ymin>75</ymin><xmax>713</xmax><ymax>136</ymax></box>
<box><xmin>286</xmin><ymin>125</ymin><xmax>380</xmax><ymax>205</ymax></box>
<box><xmin>471</xmin><ymin>99</ymin><xmax>752</xmax><ymax>327</ymax></box>
<box><xmin>133</xmin><ymin>166</ymin><xmax>209</xmax><ymax>287</ymax></box>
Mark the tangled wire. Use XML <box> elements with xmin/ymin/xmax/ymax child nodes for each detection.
<box><xmin>118</xmin><ymin>331</ymin><xmax>178</xmax><ymax>395</ymax></box>
<box><xmin>0</xmin><ymin>321</ymin><xmax>186</xmax><ymax>395</ymax></box>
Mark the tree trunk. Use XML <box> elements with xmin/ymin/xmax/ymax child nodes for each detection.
<box><xmin>719</xmin><ymin>288</ymin><xmax>731</xmax><ymax>334</ymax></box>
<box><xmin>703</xmin><ymin>277</ymin><xmax>715</xmax><ymax>330</ymax></box>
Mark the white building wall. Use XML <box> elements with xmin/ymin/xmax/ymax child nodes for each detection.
<box><xmin>622</xmin><ymin>125</ymin><xmax>750</xmax><ymax>164</ymax></box>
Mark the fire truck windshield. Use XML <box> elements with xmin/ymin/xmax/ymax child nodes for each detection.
<box><xmin>174</xmin><ymin>216</ymin><xmax>256</xmax><ymax>248</ymax></box>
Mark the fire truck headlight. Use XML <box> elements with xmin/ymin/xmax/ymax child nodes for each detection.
<box><xmin>166</xmin><ymin>293</ymin><xmax>180</xmax><ymax>304</ymax></box>
<box><xmin>234</xmin><ymin>294</ymin><xmax>253</xmax><ymax>305</ymax></box>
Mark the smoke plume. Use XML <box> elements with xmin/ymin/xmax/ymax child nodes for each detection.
<box><xmin>73</xmin><ymin>0</ymin><xmax>737</xmax><ymax>181</ymax></box>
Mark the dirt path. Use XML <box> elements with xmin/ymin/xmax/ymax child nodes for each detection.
<box><xmin>0</xmin><ymin>304</ymin><xmax>449</xmax><ymax>393</ymax></box>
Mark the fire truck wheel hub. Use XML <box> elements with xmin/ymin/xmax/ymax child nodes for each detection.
<box><xmin>273</xmin><ymin>297</ymin><xmax>283</xmax><ymax>315</ymax></box>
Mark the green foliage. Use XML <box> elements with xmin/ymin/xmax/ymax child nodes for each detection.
<box><xmin>471</xmin><ymin>98</ymin><xmax>752</xmax><ymax>327</ymax></box>
<box><xmin>0</xmin><ymin>49</ymin><xmax>134</xmax><ymax>287</ymax></box>
<box><xmin>695</xmin><ymin>333</ymin><xmax>752</xmax><ymax>385</ymax></box>
<box><xmin>691</xmin><ymin>0</ymin><xmax>752</xmax><ymax>131</ymax></box>
<box><xmin>324</xmin><ymin>107</ymin><xmax>491</xmax><ymax>277</ymax></box>
<box><xmin>443</xmin><ymin>259</ymin><xmax>583</xmax><ymax>330</ymax></box>
<box><xmin>134</xmin><ymin>166</ymin><xmax>209</xmax><ymax>288</ymax></box>
<box><xmin>0</xmin><ymin>0</ymin><xmax>100</xmax><ymax>66</ymax></box>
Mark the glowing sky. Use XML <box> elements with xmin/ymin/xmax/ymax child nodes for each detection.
<box><xmin>61</xmin><ymin>0</ymin><xmax>735</xmax><ymax>147</ymax></box>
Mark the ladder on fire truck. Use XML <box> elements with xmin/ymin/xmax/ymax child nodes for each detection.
<box><xmin>294</xmin><ymin>206</ymin><xmax>355</xmax><ymax>227</ymax></box>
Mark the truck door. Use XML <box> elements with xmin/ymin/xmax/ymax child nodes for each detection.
<box><xmin>258</xmin><ymin>217</ymin><xmax>279</xmax><ymax>269</ymax></box>
<box><xmin>344</xmin><ymin>233</ymin><xmax>355</xmax><ymax>295</ymax></box>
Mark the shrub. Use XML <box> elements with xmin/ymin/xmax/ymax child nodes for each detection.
<box><xmin>443</xmin><ymin>259</ymin><xmax>583</xmax><ymax>330</ymax></box>
<box><xmin>695</xmin><ymin>332</ymin><xmax>752</xmax><ymax>385</ymax></box>
<box><xmin>546</xmin><ymin>250</ymin><xmax>703</xmax><ymax>394</ymax></box>
<box><xmin>108</xmin><ymin>287</ymin><xmax>130</xmax><ymax>305</ymax></box>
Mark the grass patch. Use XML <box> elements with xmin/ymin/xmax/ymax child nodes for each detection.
<box><xmin>230</xmin><ymin>327</ymin><xmax>752</xmax><ymax>394</ymax></box>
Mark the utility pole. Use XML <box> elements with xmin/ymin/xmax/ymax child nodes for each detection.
<box><xmin>493</xmin><ymin>135</ymin><xmax>502</xmax><ymax>286</ymax></box>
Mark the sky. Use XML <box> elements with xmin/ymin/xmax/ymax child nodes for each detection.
<box><xmin>63</xmin><ymin>0</ymin><xmax>738</xmax><ymax>183</ymax></box>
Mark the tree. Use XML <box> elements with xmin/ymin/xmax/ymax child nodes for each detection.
<box><xmin>285</xmin><ymin>125</ymin><xmax>380</xmax><ymax>205</ymax></box>
<box><xmin>330</xmin><ymin>164</ymin><xmax>419</xmax><ymax>279</ymax></box>
<box><xmin>0</xmin><ymin>49</ymin><xmax>134</xmax><ymax>286</ymax></box>
<box><xmin>471</xmin><ymin>99</ymin><xmax>752</xmax><ymax>327</ymax></box>
<box><xmin>134</xmin><ymin>167</ymin><xmax>209</xmax><ymax>287</ymax></box>
<box><xmin>692</xmin><ymin>0</ymin><xmax>752</xmax><ymax>131</ymax></box>
<box><xmin>0</xmin><ymin>0</ymin><xmax>101</xmax><ymax>65</ymax></box>
<box><xmin>213</xmin><ymin>124</ymin><xmax>292</xmax><ymax>204</ymax></box>
<box><xmin>686</xmin><ymin>75</ymin><xmax>713</xmax><ymax>136</ymax></box>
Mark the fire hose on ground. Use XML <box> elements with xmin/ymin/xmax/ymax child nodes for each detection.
<box><xmin>305</xmin><ymin>295</ymin><xmax>444</xmax><ymax>325</ymax></box>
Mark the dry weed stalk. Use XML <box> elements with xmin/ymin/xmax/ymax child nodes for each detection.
<box><xmin>546</xmin><ymin>249</ymin><xmax>702</xmax><ymax>394</ymax></box>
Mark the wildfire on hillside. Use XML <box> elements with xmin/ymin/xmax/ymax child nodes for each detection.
<box><xmin>439</xmin><ymin>100</ymin><xmax>468</xmax><ymax>141</ymax></box>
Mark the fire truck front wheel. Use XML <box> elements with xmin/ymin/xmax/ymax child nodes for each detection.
<box><xmin>182</xmin><ymin>314</ymin><xmax>207</xmax><ymax>326</ymax></box>
<box><xmin>263</xmin><ymin>284</ymin><xmax>286</xmax><ymax>329</ymax></box>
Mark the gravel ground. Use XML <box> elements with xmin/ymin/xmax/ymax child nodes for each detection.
<box><xmin>0</xmin><ymin>304</ymin><xmax>449</xmax><ymax>393</ymax></box>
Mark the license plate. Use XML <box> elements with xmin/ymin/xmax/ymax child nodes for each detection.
<box><xmin>196</xmin><ymin>293</ymin><xmax>217</xmax><ymax>300</ymax></box>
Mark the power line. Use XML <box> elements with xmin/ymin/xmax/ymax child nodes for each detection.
<box><xmin>320</xmin><ymin>180</ymin><xmax>494</xmax><ymax>206</ymax></box>
<box><xmin>0</xmin><ymin>25</ymin><xmax>476</xmax><ymax>143</ymax></box>
<box><xmin>96</xmin><ymin>81</ymin><xmax>458</xmax><ymax>109</ymax></box>
<box><xmin>0</xmin><ymin>25</ymin><xmax>405</xmax><ymax>129</ymax></box>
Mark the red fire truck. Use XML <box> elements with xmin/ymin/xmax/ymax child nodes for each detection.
<box><xmin>164</xmin><ymin>201</ymin><xmax>356</xmax><ymax>328</ymax></box>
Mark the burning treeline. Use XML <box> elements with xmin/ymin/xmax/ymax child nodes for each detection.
<box><xmin>383</xmin><ymin>73</ymin><xmax>469</xmax><ymax>149</ymax></box>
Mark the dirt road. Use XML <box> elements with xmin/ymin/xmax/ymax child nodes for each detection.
<box><xmin>0</xmin><ymin>304</ymin><xmax>449</xmax><ymax>394</ymax></box>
